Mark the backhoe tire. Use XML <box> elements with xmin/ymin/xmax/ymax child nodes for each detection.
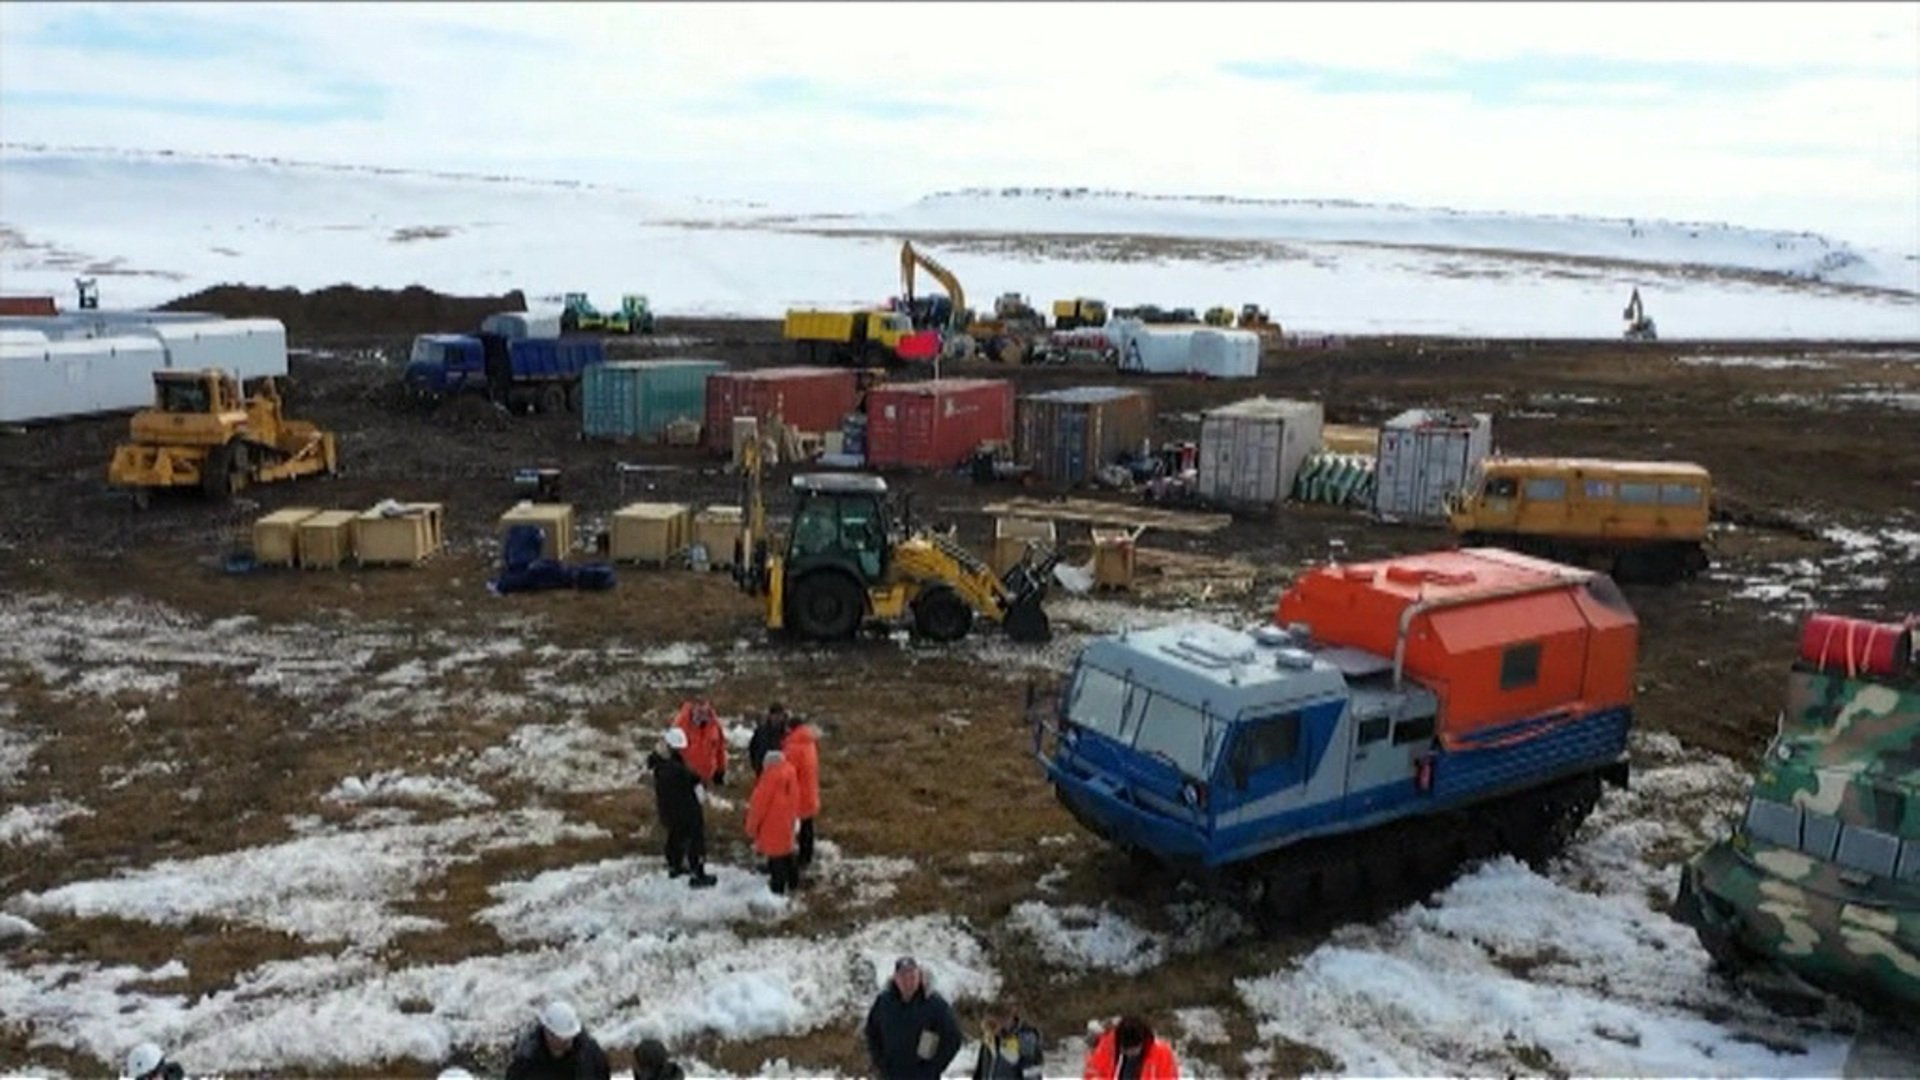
<box><xmin>786</xmin><ymin>572</ymin><xmax>864</xmax><ymax>641</ymax></box>
<box><xmin>912</xmin><ymin>587</ymin><xmax>974</xmax><ymax>643</ymax></box>
<box><xmin>1003</xmin><ymin>600</ymin><xmax>1051</xmax><ymax>644</ymax></box>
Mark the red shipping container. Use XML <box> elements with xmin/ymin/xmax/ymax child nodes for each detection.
<box><xmin>0</xmin><ymin>295</ymin><xmax>58</xmax><ymax>316</ymax></box>
<box><xmin>866</xmin><ymin>378</ymin><xmax>1014</xmax><ymax>469</ymax></box>
<box><xmin>704</xmin><ymin>367</ymin><xmax>859</xmax><ymax>453</ymax></box>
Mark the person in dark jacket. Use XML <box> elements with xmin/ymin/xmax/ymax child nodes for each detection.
<box><xmin>972</xmin><ymin>1001</ymin><xmax>1044</xmax><ymax>1080</ymax></box>
<box><xmin>864</xmin><ymin>956</ymin><xmax>964</xmax><ymax>1080</ymax></box>
<box><xmin>647</xmin><ymin>727</ymin><xmax>715</xmax><ymax>888</ymax></box>
<box><xmin>748</xmin><ymin>702</ymin><xmax>791</xmax><ymax>777</ymax></box>
<box><xmin>506</xmin><ymin>1000</ymin><xmax>613</xmax><ymax>1080</ymax></box>
<box><xmin>630</xmin><ymin>1038</ymin><xmax>687</xmax><ymax>1080</ymax></box>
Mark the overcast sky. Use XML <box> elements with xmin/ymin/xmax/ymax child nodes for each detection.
<box><xmin>2</xmin><ymin>1</ymin><xmax>1915</xmax><ymax>250</ymax></box>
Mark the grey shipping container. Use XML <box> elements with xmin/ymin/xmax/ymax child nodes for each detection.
<box><xmin>1197</xmin><ymin>397</ymin><xmax>1324</xmax><ymax>507</ymax></box>
<box><xmin>1</xmin><ymin>334</ymin><xmax>169</xmax><ymax>423</ymax></box>
<box><xmin>1015</xmin><ymin>386</ymin><xmax>1153</xmax><ymax>486</ymax></box>
<box><xmin>581</xmin><ymin>359</ymin><xmax>726</xmax><ymax>441</ymax></box>
<box><xmin>1372</xmin><ymin>408</ymin><xmax>1493</xmax><ymax>521</ymax></box>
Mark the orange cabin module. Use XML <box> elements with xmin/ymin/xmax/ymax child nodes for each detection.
<box><xmin>1276</xmin><ymin>547</ymin><xmax>1638</xmax><ymax>747</ymax></box>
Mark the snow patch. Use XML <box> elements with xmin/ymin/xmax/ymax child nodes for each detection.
<box><xmin>325</xmin><ymin>770</ymin><xmax>495</xmax><ymax>811</ymax></box>
<box><xmin>0</xmin><ymin>799</ymin><xmax>92</xmax><ymax>847</ymax></box>
<box><xmin>1006</xmin><ymin>902</ymin><xmax>1164</xmax><ymax>975</ymax></box>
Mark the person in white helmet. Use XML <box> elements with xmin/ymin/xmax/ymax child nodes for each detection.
<box><xmin>646</xmin><ymin>726</ymin><xmax>716</xmax><ymax>888</ymax></box>
<box><xmin>123</xmin><ymin>1042</ymin><xmax>183</xmax><ymax>1080</ymax></box>
<box><xmin>505</xmin><ymin>999</ymin><xmax>612</xmax><ymax>1080</ymax></box>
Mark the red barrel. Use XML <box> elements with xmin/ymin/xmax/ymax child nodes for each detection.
<box><xmin>1798</xmin><ymin>613</ymin><xmax>1913</xmax><ymax>678</ymax></box>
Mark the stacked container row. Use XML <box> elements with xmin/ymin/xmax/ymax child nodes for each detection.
<box><xmin>1015</xmin><ymin>386</ymin><xmax>1154</xmax><ymax>486</ymax></box>
<box><xmin>583</xmin><ymin>359</ymin><xmax>726</xmax><ymax>441</ymax></box>
<box><xmin>865</xmin><ymin>378</ymin><xmax>1014</xmax><ymax>469</ymax></box>
<box><xmin>1372</xmin><ymin>409</ymin><xmax>1494</xmax><ymax>521</ymax></box>
<box><xmin>704</xmin><ymin>367</ymin><xmax>858</xmax><ymax>454</ymax></box>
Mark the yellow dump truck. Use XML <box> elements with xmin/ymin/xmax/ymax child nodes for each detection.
<box><xmin>1051</xmin><ymin>298</ymin><xmax>1108</xmax><ymax>330</ymax></box>
<box><xmin>108</xmin><ymin>368</ymin><xmax>338</xmax><ymax>503</ymax></box>
<box><xmin>783</xmin><ymin>309</ymin><xmax>939</xmax><ymax>365</ymax></box>
<box><xmin>1445</xmin><ymin>457</ymin><xmax>1711</xmax><ymax>583</ymax></box>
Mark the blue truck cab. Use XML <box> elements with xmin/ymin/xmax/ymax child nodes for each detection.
<box><xmin>403</xmin><ymin>333</ymin><xmax>606</xmax><ymax>412</ymax></box>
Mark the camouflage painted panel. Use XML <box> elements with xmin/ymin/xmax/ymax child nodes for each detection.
<box><xmin>1761</xmin><ymin>670</ymin><xmax>1920</xmax><ymax>835</ymax></box>
<box><xmin>1689</xmin><ymin>842</ymin><xmax>1920</xmax><ymax>1014</ymax></box>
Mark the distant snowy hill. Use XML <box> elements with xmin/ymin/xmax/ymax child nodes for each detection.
<box><xmin>1</xmin><ymin>147</ymin><xmax>1915</xmax><ymax>339</ymax></box>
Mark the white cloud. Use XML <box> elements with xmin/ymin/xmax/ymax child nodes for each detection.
<box><xmin>0</xmin><ymin>1</ymin><xmax>1914</xmax><ymax>247</ymax></box>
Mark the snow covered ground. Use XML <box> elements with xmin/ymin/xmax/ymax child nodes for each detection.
<box><xmin>2</xmin><ymin>589</ymin><xmax>1914</xmax><ymax>1078</ymax></box>
<box><xmin>2</xmin><ymin>147</ymin><xmax>1916</xmax><ymax>340</ymax></box>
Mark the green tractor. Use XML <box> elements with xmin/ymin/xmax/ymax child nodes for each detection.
<box><xmin>561</xmin><ymin>293</ymin><xmax>606</xmax><ymax>334</ymax></box>
<box><xmin>603</xmin><ymin>294</ymin><xmax>655</xmax><ymax>335</ymax></box>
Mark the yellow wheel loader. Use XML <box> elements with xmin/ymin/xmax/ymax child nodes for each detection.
<box><xmin>729</xmin><ymin>437</ymin><xmax>1057</xmax><ymax>643</ymax></box>
<box><xmin>108</xmin><ymin>369</ymin><xmax>339</xmax><ymax>502</ymax></box>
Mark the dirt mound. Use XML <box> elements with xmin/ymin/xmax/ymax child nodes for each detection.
<box><xmin>158</xmin><ymin>284</ymin><xmax>527</xmax><ymax>338</ymax></box>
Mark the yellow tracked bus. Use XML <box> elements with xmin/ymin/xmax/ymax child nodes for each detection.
<box><xmin>1445</xmin><ymin>457</ymin><xmax>1711</xmax><ymax>583</ymax></box>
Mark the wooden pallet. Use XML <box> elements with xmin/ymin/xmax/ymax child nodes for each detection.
<box><xmin>979</xmin><ymin>497</ymin><xmax>1232</xmax><ymax>535</ymax></box>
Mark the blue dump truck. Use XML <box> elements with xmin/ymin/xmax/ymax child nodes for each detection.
<box><xmin>403</xmin><ymin>333</ymin><xmax>605</xmax><ymax>414</ymax></box>
<box><xmin>1030</xmin><ymin>548</ymin><xmax>1640</xmax><ymax>926</ymax></box>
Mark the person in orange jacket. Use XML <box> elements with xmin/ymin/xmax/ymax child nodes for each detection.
<box><xmin>745</xmin><ymin>747</ymin><xmax>800</xmax><ymax>895</ymax></box>
<box><xmin>1082</xmin><ymin>1015</ymin><xmax>1178</xmax><ymax>1080</ymax></box>
<box><xmin>780</xmin><ymin>717</ymin><xmax>820</xmax><ymax>881</ymax></box>
<box><xmin>670</xmin><ymin>699</ymin><xmax>728</xmax><ymax>788</ymax></box>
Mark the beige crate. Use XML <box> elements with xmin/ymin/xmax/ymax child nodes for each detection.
<box><xmin>499</xmin><ymin>503</ymin><xmax>575</xmax><ymax>561</ymax></box>
<box><xmin>297</xmin><ymin>510</ymin><xmax>360</xmax><ymax>569</ymax></box>
<box><xmin>354</xmin><ymin>503</ymin><xmax>445</xmax><ymax>566</ymax></box>
<box><xmin>253</xmin><ymin>507</ymin><xmax>322</xmax><ymax>566</ymax></box>
<box><xmin>992</xmin><ymin>516</ymin><xmax>1057</xmax><ymax>576</ymax></box>
<box><xmin>1090</xmin><ymin>527</ymin><xmax>1137</xmax><ymax>591</ymax></box>
<box><xmin>611</xmin><ymin>502</ymin><xmax>691</xmax><ymax>564</ymax></box>
<box><xmin>663</xmin><ymin>417</ymin><xmax>702</xmax><ymax>447</ymax></box>
<box><xmin>692</xmin><ymin>505</ymin><xmax>744</xmax><ymax>569</ymax></box>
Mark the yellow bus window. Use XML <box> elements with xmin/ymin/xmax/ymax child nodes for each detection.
<box><xmin>1660</xmin><ymin>483</ymin><xmax>1703</xmax><ymax>506</ymax></box>
<box><xmin>1523</xmin><ymin>477</ymin><xmax>1566</xmax><ymax>501</ymax></box>
<box><xmin>1584</xmin><ymin>480</ymin><xmax>1614</xmax><ymax>499</ymax></box>
<box><xmin>1620</xmin><ymin>482</ymin><xmax>1659</xmax><ymax>504</ymax></box>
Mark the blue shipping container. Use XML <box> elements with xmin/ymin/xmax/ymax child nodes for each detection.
<box><xmin>582</xmin><ymin>359</ymin><xmax>727</xmax><ymax>440</ymax></box>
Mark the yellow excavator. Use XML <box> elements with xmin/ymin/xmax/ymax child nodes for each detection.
<box><xmin>108</xmin><ymin>368</ymin><xmax>338</xmax><ymax>503</ymax></box>
<box><xmin>1623</xmin><ymin>287</ymin><xmax>1658</xmax><ymax>341</ymax></box>
<box><xmin>730</xmin><ymin>434</ymin><xmax>1057</xmax><ymax>643</ymax></box>
<box><xmin>899</xmin><ymin>240</ymin><xmax>969</xmax><ymax>332</ymax></box>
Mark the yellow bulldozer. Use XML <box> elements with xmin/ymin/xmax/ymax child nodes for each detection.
<box><xmin>730</xmin><ymin>435</ymin><xmax>1057</xmax><ymax>643</ymax></box>
<box><xmin>108</xmin><ymin>368</ymin><xmax>339</xmax><ymax>503</ymax></box>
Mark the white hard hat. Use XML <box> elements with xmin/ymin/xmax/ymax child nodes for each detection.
<box><xmin>438</xmin><ymin>1069</ymin><xmax>477</xmax><ymax>1080</ymax></box>
<box><xmin>125</xmin><ymin>1042</ymin><xmax>164</xmax><ymax>1079</ymax></box>
<box><xmin>664</xmin><ymin>726</ymin><xmax>689</xmax><ymax>750</ymax></box>
<box><xmin>540</xmin><ymin>999</ymin><xmax>582</xmax><ymax>1039</ymax></box>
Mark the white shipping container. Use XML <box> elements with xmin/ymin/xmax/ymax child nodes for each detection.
<box><xmin>136</xmin><ymin>319</ymin><xmax>289</xmax><ymax>382</ymax></box>
<box><xmin>481</xmin><ymin>309</ymin><xmax>563</xmax><ymax>340</ymax></box>
<box><xmin>1197</xmin><ymin>397</ymin><xmax>1325</xmax><ymax>506</ymax></box>
<box><xmin>0</xmin><ymin>329</ymin><xmax>50</xmax><ymax>346</ymax></box>
<box><xmin>1190</xmin><ymin>329</ymin><xmax>1261</xmax><ymax>379</ymax></box>
<box><xmin>1110</xmin><ymin>318</ymin><xmax>1200</xmax><ymax>374</ymax></box>
<box><xmin>1372</xmin><ymin>409</ymin><xmax>1494</xmax><ymax>521</ymax></box>
<box><xmin>1</xmin><ymin>335</ymin><xmax>168</xmax><ymax>423</ymax></box>
<box><xmin>0</xmin><ymin>311</ymin><xmax>212</xmax><ymax>341</ymax></box>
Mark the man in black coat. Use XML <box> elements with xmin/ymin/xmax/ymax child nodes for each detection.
<box><xmin>630</xmin><ymin>1038</ymin><xmax>687</xmax><ymax>1080</ymax></box>
<box><xmin>505</xmin><ymin>1000</ymin><xmax>612</xmax><ymax>1080</ymax></box>
<box><xmin>647</xmin><ymin>728</ymin><xmax>715</xmax><ymax>888</ymax></box>
<box><xmin>864</xmin><ymin>956</ymin><xmax>964</xmax><ymax>1080</ymax></box>
<box><xmin>748</xmin><ymin>702</ymin><xmax>791</xmax><ymax>777</ymax></box>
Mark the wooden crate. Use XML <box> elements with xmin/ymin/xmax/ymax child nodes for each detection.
<box><xmin>354</xmin><ymin>503</ymin><xmax>445</xmax><ymax>566</ymax></box>
<box><xmin>499</xmin><ymin>503</ymin><xmax>574</xmax><ymax>561</ymax></box>
<box><xmin>253</xmin><ymin>507</ymin><xmax>321</xmax><ymax>566</ymax></box>
<box><xmin>611</xmin><ymin>502</ymin><xmax>691</xmax><ymax>565</ymax></box>
<box><xmin>1090</xmin><ymin>527</ymin><xmax>1137</xmax><ymax>591</ymax></box>
<box><xmin>692</xmin><ymin>505</ymin><xmax>744</xmax><ymax>569</ymax></box>
<box><xmin>992</xmin><ymin>516</ymin><xmax>1056</xmax><ymax>576</ymax></box>
<box><xmin>297</xmin><ymin>510</ymin><xmax>360</xmax><ymax>569</ymax></box>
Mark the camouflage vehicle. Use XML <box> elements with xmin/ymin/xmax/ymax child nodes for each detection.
<box><xmin>1674</xmin><ymin>612</ymin><xmax>1920</xmax><ymax>1018</ymax></box>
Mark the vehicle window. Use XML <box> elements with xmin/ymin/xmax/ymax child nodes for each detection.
<box><xmin>1392</xmin><ymin>715</ymin><xmax>1436</xmax><ymax>746</ymax></box>
<box><xmin>1523</xmin><ymin>477</ymin><xmax>1566</xmax><ymax>501</ymax></box>
<box><xmin>1744</xmin><ymin>798</ymin><xmax>1801</xmax><ymax>848</ymax></box>
<box><xmin>1357</xmin><ymin>717</ymin><xmax>1390</xmax><ymax>744</ymax></box>
<box><xmin>1064</xmin><ymin>666</ymin><xmax>1132</xmax><ymax>742</ymax></box>
<box><xmin>157</xmin><ymin>381</ymin><xmax>208</xmax><ymax>413</ymax></box>
<box><xmin>1500</xmin><ymin>642</ymin><xmax>1541</xmax><ymax>690</ymax></box>
<box><xmin>789</xmin><ymin>500</ymin><xmax>841</xmax><ymax>561</ymax></box>
<box><xmin>1619</xmin><ymin>482</ymin><xmax>1658</xmax><ymax>505</ymax></box>
<box><xmin>1231</xmin><ymin>714</ymin><xmax>1301</xmax><ymax>776</ymax></box>
<box><xmin>1485</xmin><ymin>477</ymin><xmax>1519</xmax><ymax>499</ymax></box>
<box><xmin>1837</xmin><ymin>824</ymin><xmax>1901</xmax><ymax>879</ymax></box>
<box><xmin>1660</xmin><ymin>483</ymin><xmax>1703</xmax><ymax>506</ymax></box>
<box><xmin>1583</xmin><ymin>480</ymin><xmax>1614</xmax><ymax>500</ymax></box>
<box><xmin>1132</xmin><ymin>692</ymin><xmax>1214</xmax><ymax>778</ymax></box>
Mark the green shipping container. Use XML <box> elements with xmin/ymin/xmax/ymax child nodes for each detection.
<box><xmin>581</xmin><ymin>359</ymin><xmax>727</xmax><ymax>441</ymax></box>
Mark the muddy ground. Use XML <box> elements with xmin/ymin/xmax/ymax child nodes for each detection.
<box><xmin>1</xmin><ymin>293</ymin><xmax>1916</xmax><ymax>1076</ymax></box>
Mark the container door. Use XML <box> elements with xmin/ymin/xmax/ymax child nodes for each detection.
<box><xmin>1061</xmin><ymin>407</ymin><xmax>1086</xmax><ymax>484</ymax></box>
<box><xmin>1374</xmin><ymin>429</ymin><xmax>1407</xmax><ymax>514</ymax></box>
<box><xmin>1343</xmin><ymin>706</ymin><xmax>1434</xmax><ymax>816</ymax></box>
<box><xmin>1251</xmin><ymin>418</ymin><xmax>1281</xmax><ymax>503</ymax></box>
<box><xmin>1198</xmin><ymin>416</ymin><xmax>1226</xmax><ymax>499</ymax></box>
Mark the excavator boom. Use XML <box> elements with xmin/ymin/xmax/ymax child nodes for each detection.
<box><xmin>900</xmin><ymin>241</ymin><xmax>967</xmax><ymax>330</ymax></box>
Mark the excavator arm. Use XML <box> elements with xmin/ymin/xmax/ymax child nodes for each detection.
<box><xmin>900</xmin><ymin>241</ymin><xmax>967</xmax><ymax>329</ymax></box>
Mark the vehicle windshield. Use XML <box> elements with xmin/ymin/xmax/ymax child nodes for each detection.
<box><xmin>155</xmin><ymin>379</ymin><xmax>210</xmax><ymax>413</ymax></box>
<box><xmin>1064</xmin><ymin>664</ymin><xmax>1220</xmax><ymax>779</ymax></box>
<box><xmin>409</xmin><ymin>338</ymin><xmax>441</xmax><ymax>366</ymax></box>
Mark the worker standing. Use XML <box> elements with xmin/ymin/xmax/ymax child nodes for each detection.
<box><xmin>745</xmin><ymin>747</ymin><xmax>801</xmax><ymax>895</ymax></box>
<box><xmin>670</xmin><ymin>699</ymin><xmax>728</xmax><ymax>788</ymax></box>
<box><xmin>647</xmin><ymin>727</ymin><xmax>715</xmax><ymax>888</ymax></box>
<box><xmin>749</xmin><ymin>702</ymin><xmax>790</xmax><ymax>777</ymax></box>
<box><xmin>780</xmin><ymin>714</ymin><xmax>821</xmax><ymax>881</ymax></box>
<box><xmin>505</xmin><ymin>1000</ymin><xmax>613</xmax><ymax>1080</ymax></box>
<box><xmin>864</xmin><ymin>956</ymin><xmax>963</xmax><ymax>1080</ymax></box>
<box><xmin>123</xmin><ymin>1043</ymin><xmax>184</xmax><ymax>1080</ymax></box>
<box><xmin>1081</xmin><ymin>1015</ymin><xmax>1178</xmax><ymax>1080</ymax></box>
<box><xmin>972</xmin><ymin>1001</ymin><xmax>1044</xmax><ymax>1080</ymax></box>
